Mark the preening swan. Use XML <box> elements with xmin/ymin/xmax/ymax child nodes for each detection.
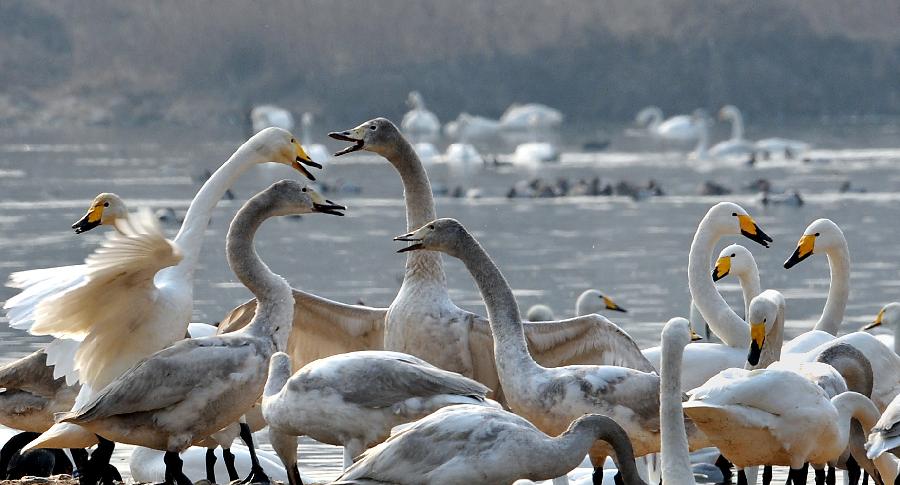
<box><xmin>634</xmin><ymin>106</ymin><xmax>701</xmax><ymax>141</ymax></box>
<box><xmin>58</xmin><ymin>180</ymin><xmax>345</xmax><ymax>485</ymax></box>
<box><xmin>394</xmin><ymin>218</ymin><xmax>707</xmax><ymax>483</ymax></box>
<box><xmin>863</xmin><ymin>303</ymin><xmax>900</xmax><ymax>355</ymax></box>
<box><xmin>332</xmin><ymin>404</ymin><xmax>646</xmax><ymax>485</ymax></box>
<box><xmin>262</xmin><ymin>350</ymin><xmax>491</xmax><ymax>484</ymax></box>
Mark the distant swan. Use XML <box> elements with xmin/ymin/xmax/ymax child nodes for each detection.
<box><xmin>526</xmin><ymin>290</ymin><xmax>627</xmax><ymax>322</ymax></box>
<box><xmin>863</xmin><ymin>303</ymin><xmax>900</xmax><ymax>355</ymax></box>
<box><xmin>251</xmin><ymin>105</ymin><xmax>295</xmax><ymax>134</ymax></box>
<box><xmin>400</xmin><ymin>91</ymin><xmax>440</xmax><ymax>138</ymax></box>
<box><xmin>709</xmin><ymin>106</ymin><xmax>755</xmax><ymax>159</ymax></box>
<box><xmin>635</xmin><ymin>106</ymin><xmax>702</xmax><ymax>141</ymax></box>
<box><xmin>500</xmin><ymin>103</ymin><xmax>563</xmax><ymax>131</ymax></box>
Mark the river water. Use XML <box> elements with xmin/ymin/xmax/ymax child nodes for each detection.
<box><xmin>1</xmin><ymin>120</ymin><xmax>898</xmax><ymax>483</ymax></box>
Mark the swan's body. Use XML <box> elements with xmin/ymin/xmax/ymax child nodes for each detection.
<box><xmin>634</xmin><ymin>106</ymin><xmax>701</xmax><ymax>141</ymax></box>
<box><xmin>251</xmin><ymin>105</ymin><xmax>295</xmax><ymax>134</ymax></box>
<box><xmin>129</xmin><ymin>443</ymin><xmax>297</xmax><ymax>484</ymax></box>
<box><xmin>709</xmin><ymin>105</ymin><xmax>756</xmax><ymax>159</ymax></box>
<box><xmin>216</xmin><ymin>117</ymin><xmax>656</xmax><ymax>405</ymax></box>
<box><xmin>16</xmin><ymin>129</ymin><xmax>319</xmax><ymax>453</ymax></box>
<box><xmin>58</xmin><ymin>181</ymin><xmax>343</xmax><ymax>484</ymax></box>
<box><xmin>262</xmin><ymin>350</ymin><xmax>491</xmax><ymax>482</ymax></box>
<box><xmin>500</xmin><ymin>103</ymin><xmax>563</xmax><ymax>131</ymax></box>
<box><xmin>443</xmin><ymin>142</ymin><xmax>484</xmax><ymax>168</ymax></box>
<box><xmin>443</xmin><ymin>113</ymin><xmax>501</xmax><ymax>141</ymax></box>
<box><xmin>393</xmin><ymin>217</ymin><xmax>708</xmax><ymax>483</ymax></box>
<box><xmin>400</xmin><ymin>91</ymin><xmax>440</xmax><ymax>138</ymax></box>
<box><xmin>0</xmin><ymin>351</ymin><xmax>78</xmax><ymax>433</ymax></box>
<box><xmin>867</xmin><ymin>394</ymin><xmax>900</xmax><ymax>460</ymax></box>
<box><xmin>333</xmin><ymin>404</ymin><xmax>646</xmax><ymax>485</ymax></box>
<box><xmin>512</xmin><ymin>142</ymin><xmax>560</xmax><ymax>165</ymax></box>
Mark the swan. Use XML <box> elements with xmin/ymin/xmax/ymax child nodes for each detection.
<box><xmin>755</xmin><ymin>137</ymin><xmax>810</xmax><ymax>159</ymax></box>
<box><xmin>413</xmin><ymin>142</ymin><xmax>441</xmax><ymax>165</ymax></box>
<box><xmin>300</xmin><ymin>112</ymin><xmax>330</xmax><ymax>164</ymax></box>
<box><xmin>56</xmin><ymin>180</ymin><xmax>345</xmax><ymax>485</ymax></box>
<box><xmin>643</xmin><ymin>203</ymin><xmax>772</xmax><ymax>392</ymax></box>
<box><xmin>635</xmin><ymin>106</ymin><xmax>701</xmax><ymax>141</ymax></box>
<box><xmin>711</xmin><ymin>244</ymin><xmax>761</xmax><ymax>319</ymax></box>
<box><xmin>219</xmin><ymin>117</ymin><xmax>656</xmax><ymax>410</ymax></box>
<box><xmin>332</xmin><ymin>404</ymin><xmax>645</xmax><ymax>485</ymax></box>
<box><xmin>14</xmin><ymin>128</ymin><xmax>322</xmax><ymax>472</ymax></box>
<box><xmin>863</xmin><ymin>303</ymin><xmax>900</xmax><ymax>355</ymax></box>
<box><xmin>659</xmin><ymin>317</ymin><xmax>702</xmax><ymax>484</ymax></box>
<box><xmin>867</xmin><ymin>394</ymin><xmax>900</xmax><ymax>460</ymax></box>
<box><xmin>526</xmin><ymin>304</ymin><xmax>556</xmax><ymax>322</ymax></box>
<box><xmin>400</xmin><ymin>91</ymin><xmax>440</xmax><ymax>138</ymax></box>
<box><xmin>512</xmin><ymin>142</ymin><xmax>560</xmax><ymax>165</ymax></box>
<box><xmin>393</xmin><ymin>217</ymin><xmax>709</xmax><ymax>483</ymax></box>
<box><xmin>526</xmin><ymin>290</ymin><xmax>628</xmax><ymax>322</ymax></box>
<box><xmin>500</xmin><ymin>103</ymin><xmax>563</xmax><ymax>131</ymax></box>
<box><xmin>709</xmin><ymin>106</ymin><xmax>756</xmax><ymax>159</ymax></box>
<box><xmin>251</xmin><ymin>105</ymin><xmax>295</xmax><ymax>134</ymax></box>
<box><xmin>129</xmin><ymin>443</ymin><xmax>300</xmax><ymax>484</ymax></box>
<box><xmin>443</xmin><ymin>112</ymin><xmax>501</xmax><ymax>141</ymax></box>
<box><xmin>262</xmin><ymin>350</ymin><xmax>492</xmax><ymax>483</ymax></box>
<box><xmin>0</xmin><ymin>350</ymin><xmax>78</xmax><ymax>434</ymax></box>
<box><xmin>443</xmin><ymin>142</ymin><xmax>484</xmax><ymax>169</ymax></box>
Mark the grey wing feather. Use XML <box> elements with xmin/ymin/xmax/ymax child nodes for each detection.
<box><xmin>0</xmin><ymin>350</ymin><xmax>65</xmax><ymax>397</ymax></box>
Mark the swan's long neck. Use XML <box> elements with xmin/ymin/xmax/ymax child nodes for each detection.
<box><xmin>832</xmin><ymin>392</ymin><xmax>887</xmax><ymax>473</ymax></box>
<box><xmin>451</xmin><ymin>232</ymin><xmax>537</xmax><ymax>376</ymax></box>
<box><xmin>729</xmin><ymin>111</ymin><xmax>745</xmax><ymax>140</ymax></box>
<box><xmin>660</xmin><ymin>330</ymin><xmax>694</xmax><ymax>483</ymax></box>
<box><xmin>647</xmin><ymin>108</ymin><xmax>663</xmax><ymax>130</ymax></box>
<box><xmin>226</xmin><ymin>195</ymin><xmax>293</xmax><ymax>349</ymax></box>
<box><xmin>556</xmin><ymin>416</ymin><xmax>643</xmax><ymax>485</ymax></box>
<box><xmin>815</xmin><ymin>243</ymin><xmax>850</xmax><ymax>336</ymax></box>
<box><xmin>737</xmin><ymin>266</ymin><xmax>762</xmax><ymax>320</ymax></box>
<box><xmin>694</xmin><ymin>122</ymin><xmax>709</xmax><ymax>157</ymax></box>
<box><xmin>171</xmin><ymin>142</ymin><xmax>262</xmax><ymax>280</ymax></box>
<box><xmin>688</xmin><ymin>220</ymin><xmax>749</xmax><ymax>348</ymax></box>
<box><xmin>387</xmin><ymin>139</ymin><xmax>448</xmax><ymax>288</ymax></box>
<box><xmin>264</xmin><ymin>353</ymin><xmax>292</xmax><ymax>398</ymax></box>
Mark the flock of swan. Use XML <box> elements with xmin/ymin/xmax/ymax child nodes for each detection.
<box><xmin>0</xmin><ymin>117</ymin><xmax>898</xmax><ymax>485</ymax></box>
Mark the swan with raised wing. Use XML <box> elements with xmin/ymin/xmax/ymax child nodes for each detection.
<box><xmin>57</xmin><ymin>180</ymin><xmax>345</xmax><ymax>485</ymax></box>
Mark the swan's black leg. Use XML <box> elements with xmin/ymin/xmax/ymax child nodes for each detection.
<box><xmin>80</xmin><ymin>436</ymin><xmax>114</xmax><ymax>485</ymax></box>
<box><xmin>815</xmin><ymin>467</ymin><xmax>826</xmax><ymax>485</ymax></box>
<box><xmin>222</xmin><ymin>448</ymin><xmax>239</xmax><ymax>481</ymax></box>
<box><xmin>70</xmin><ymin>448</ymin><xmax>90</xmax><ymax>479</ymax></box>
<box><xmin>238</xmin><ymin>423</ymin><xmax>270</xmax><ymax>484</ymax></box>
<box><xmin>789</xmin><ymin>463</ymin><xmax>809</xmax><ymax>485</ymax></box>
<box><xmin>762</xmin><ymin>465</ymin><xmax>773</xmax><ymax>485</ymax></box>
<box><xmin>826</xmin><ymin>466</ymin><xmax>835</xmax><ymax>485</ymax></box>
<box><xmin>287</xmin><ymin>462</ymin><xmax>304</xmax><ymax>485</ymax></box>
<box><xmin>738</xmin><ymin>469</ymin><xmax>749</xmax><ymax>485</ymax></box>
<box><xmin>163</xmin><ymin>451</ymin><xmax>192</xmax><ymax>485</ymax></box>
<box><xmin>715</xmin><ymin>455</ymin><xmax>734</xmax><ymax>484</ymax></box>
<box><xmin>205</xmin><ymin>448</ymin><xmax>217</xmax><ymax>483</ymax></box>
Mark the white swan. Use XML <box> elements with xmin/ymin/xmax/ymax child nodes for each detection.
<box><xmin>635</xmin><ymin>106</ymin><xmax>702</xmax><ymax>141</ymax></box>
<box><xmin>394</xmin><ymin>218</ymin><xmax>708</xmax><ymax>483</ymax></box>
<box><xmin>709</xmin><ymin>105</ymin><xmax>756</xmax><ymax>160</ymax></box>
<box><xmin>867</xmin><ymin>394</ymin><xmax>900</xmax><ymax>460</ymax></box>
<box><xmin>755</xmin><ymin>137</ymin><xmax>810</xmax><ymax>159</ymax></box>
<box><xmin>400</xmin><ymin>91</ymin><xmax>440</xmax><ymax>138</ymax></box>
<box><xmin>659</xmin><ymin>317</ymin><xmax>700</xmax><ymax>484</ymax></box>
<box><xmin>863</xmin><ymin>303</ymin><xmax>900</xmax><ymax>355</ymax></box>
<box><xmin>526</xmin><ymin>290</ymin><xmax>627</xmax><ymax>322</ymax></box>
<box><xmin>500</xmin><ymin>103</ymin><xmax>563</xmax><ymax>131</ymax></box>
<box><xmin>219</xmin><ymin>118</ymin><xmax>655</xmax><ymax>401</ymax></box>
<box><xmin>251</xmin><ymin>105</ymin><xmax>295</xmax><ymax>134</ymax></box>
<box><xmin>300</xmin><ymin>112</ymin><xmax>330</xmax><ymax>164</ymax></box>
<box><xmin>262</xmin><ymin>350</ymin><xmax>491</xmax><ymax>483</ymax></box>
<box><xmin>129</xmin><ymin>442</ymin><xmax>299</xmax><ymax>484</ymax></box>
<box><xmin>512</xmin><ymin>142</ymin><xmax>560</xmax><ymax>165</ymax></box>
<box><xmin>643</xmin><ymin>203</ymin><xmax>772</xmax><ymax>392</ymax></box>
<box><xmin>332</xmin><ymin>404</ymin><xmax>645</xmax><ymax>485</ymax></box>
<box><xmin>443</xmin><ymin>112</ymin><xmax>501</xmax><ymax>141</ymax></box>
<box><xmin>712</xmin><ymin>244</ymin><xmax>761</xmax><ymax>319</ymax></box>
<box><xmin>15</xmin><ymin>128</ymin><xmax>320</xmax><ymax>456</ymax></box>
<box><xmin>442</xmin><ymin>142</ymin><xmax>484</xmax><ymax>172</ymax></box>
<box><xmin>57</xmin><ymin>181</ymin><xmax>344</xmax><ymax>484</ymax></box>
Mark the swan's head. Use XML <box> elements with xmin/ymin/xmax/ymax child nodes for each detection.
<box><xmin>249</xmin><ymin>127</ymin><xmax>321</xmax><ymax>181</ymax></box>
<box><xmin>661</xmin><ymin>317</ymin><xmax>701</xmax><ymax>350</ymax></box>
<box><xmin>525</xmin><ymin>304</ymin><xmax>555</xmax><ymax>322</ymax></box>
<box><xmin>394</xmin><ymin>217</ymin><xmax>468</xmax><ymax>256</ymax></box>
<box><xmin>746</xmin><ymin>291</ymin><xmax>784</xmax><ymax>366</ymax></box>
<box><xmin>713</xmin><ymin>244</ymin><xmax>756</xmax><ymax>282</ymax></box>
<box><xmin>258</xmin><ymin>180</ymin><xmax>345</xmax><ymax>217</ymax></box>
<box><xmin>72</xmin><ymin>193</ymin><xmax>127</xmax><ymax>234</ymax></box>
<box><xmin>783</xmin><ymin>218</ymin><xmax>844</xmax><ymax>269</ymax></box>
<box><xmin>329</xmin><ymin>118</ymin><xmax>403</xmax><ymax>158</ymax></box>
<box><xmin>718</xmin><ymin>105</ymin><xmax>740</xmax><ymax>121</ymax></box>
<box><xmin>705</xmin><ymin>202</ymin><xmax>773</xmax><ymax>248</ymax></box>
<box><xmin>863</xmin><ymin>302</ymin><xmax>900</xmax><ymax>332</ymax></box>
<box><xmin>576</xmin><ymin>289</ymin><xmax>627</xmax><ymax>316</ymax></box>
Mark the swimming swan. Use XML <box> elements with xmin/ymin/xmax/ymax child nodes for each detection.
<box><xmin>634</xmin><ymin>106</ymin><xmax>701</xmax><ymax>141</ymax></box>
<box><xmin>393</xmin><ymin>218</ymin><xmax>709</xmax><ymax>483</ymax></box>
<box><xmin>709</xmin><ymin>106</ymin><xmax>755</xmax><ymax>160</ymax></box>
<box><xmin>57</xmin><ymin>180</ymin><xmax>344</xmax><ymax>485</ymax></box>
<box><xmin>400</xmin><ymin>91</ymin><xmax>440</xmax><ymax>138</ymax></box>
<box><xmin>863</xmin><ymin>303</ymin><xmax>900</xmax><ymax>356</ymax></box>
<box><xmin>262</xmin><ymin>350</ymin><xmax>491</xmax><ymax>484</ymax></box>
<box><xmin>526</xmin><ymin>290</ymin><xmax>628</xmax><ymax>322</ymax></box>
<box><xmin>332</xmin><ymin>404</ymin><xmax>645</xmax><ymax>485</ymax></box>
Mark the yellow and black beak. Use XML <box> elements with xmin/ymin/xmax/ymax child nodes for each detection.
<box><xmin>328</xmin><ymin>125</ymin><xmax>367</xmax><ymax>157</ymax></box>
<box><xmin>863</xmin><ymin>308</ymin><xmax>885</xmax><ymax>331</ymax></box>
<box><xmin>747</xmin><ymin>321</ymin><xmax>766</xmax><ymax>366</ymax></box>
<box><xmin>72</xmin><ymin>205</ymin><xmax>103</xmax><ymax>234</ymax></box>
<box><xmin>290</xmin><ymin>140</ymin><xmax>321</xmax><ymax>181</ymax></box>
<box><xmin>737</xmin><ymin>214</ymin><xmax>773</xmax><ymax>248</ymax></box>
<box><xmin>308</xmin><ymin>188</ymin><xmax>345</xmax><ymax>216</ymax></box>
<box><xmin>784</xmin><ymin>234</ymin><xmax>815</xmax><ymax>269</ymax></box>
<box><xmin>712</xmin><ymin>256</ymin><xmax>731</xmax><ymax>282</ymax></box>
<box><xmin>603</xmin><ymin>296</ymin><xmax>627</xmax><ymax>313</ymax></box>
<box><xmin>690</xmin><ymin>327</ymin><xmax>704</xmax><ymax>342</ymax></box>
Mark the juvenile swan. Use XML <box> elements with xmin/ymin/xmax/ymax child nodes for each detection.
<box><xmin>393</xmin><ymin>218</ymin><xmax>705</xmax><ymax>483</ymax></box>
<box><xmin>58</xmin><ymin>181</ymin><xmax>345</xmax><ymax>485</ymax></box>
<box><xmin>332</xmin><ymin>405</ymin><xmax>646</xmax><ymax>485</ymax></box>
<box><xmin>262</xmin><ymin>350</ymin><xmax>491</xmax><ymax>484</ymax></box>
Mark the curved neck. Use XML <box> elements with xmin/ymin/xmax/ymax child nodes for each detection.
<box><xmin>450</xmin><ymin>233</ymin><xmax>538</xmax><ymax>376</ymax></box>
<box><xmin>815</xmin><ymin>243</ymin><xmax>850</xmax><ymax>336</ymax></box>
<box><xmin>832</xmin><ymin>392</ymin><xmax>882</xmax><ymax>460</ymax></box>
<box><xmin>660</xmin><ymin>333</ymin><xmax>694</xmax><ymax>483</ymax></box>
<box><xmin>264</xmin><ymin>353</ymin><xmax>292</xmax><ymax>397</ymax></box>
<box><xmin>558</xmin><ymin>417</ymin><xmax>643</xmax><ymax>485</ymax></box>
<box><xmin>385</xmin><ymin>139</ymin><xmax>448</xmax><ymax>288</ymax></box>
<box><xmin>172</xmin><ymin>141</ymin><xmax>263</xmax><ymax>279</ymax></box>
<box><xmin>688</xmin><ymin>219</ymin><xmax>750</xmax><ymax>348</ymax></box>
<box><xmin>226</xmin><ymin>195</ymin><xmax>293</xmax><ymax>350</ymax></box>
<box><xmin>729</xmin><ymin>112</ymin><xmax>745</xmax><ymax>140</ymax></box>
<box><xmin>647</xmin><ymin>108</ymin><xmax>663</xmax><ymax>129</ymax></box>
<box><xmin>736</xmin><ymin>267</ymin><xmax>762</xmax><ymax>320</ymax></box>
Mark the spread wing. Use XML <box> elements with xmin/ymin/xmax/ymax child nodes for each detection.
<box><xmin>218</xmin><ymin>289</ymin><xmax>386</xmax><ymax>367</ymax></box>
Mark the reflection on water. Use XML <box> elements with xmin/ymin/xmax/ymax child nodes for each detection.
<box><xmin>1</xmin><ymin>127</ymin><xmax>898</xmax><ymax>483</ymax></box>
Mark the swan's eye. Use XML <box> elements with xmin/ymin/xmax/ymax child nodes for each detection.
<box><xmin>428</xmin><ymin>225</ymin><xmax>435</xmax><ymax>230</ymax></box>
<box><xmin>369</xmin><ymin>125</ymin><xmax>377</xmax><ymax>131</ymax></box>
<box><xmin>731</xmin><ymin>253</ymin><xmax>736</xmax><ymax>257</ymax></box>
<box><xmin>301</xmin><ymin>188</ymin><xmax>307</xmax><ymax>192</ymax></box>
<box><xmin>103</xmin><ymin>202</ymin><xmax>110</xmax><ymax>207</ymax></box>
<box><xmin>814</xmin><ymin>232</ymin><xmax>820</xmax><ymax>236</ymax></box>
<box><xmin>290</xmin><ymin>138</ymin><xmax>296</xmax><ymax>143</ymax></box>
<box><xmin>731</xmin><ymin>212</ymin><xmax>737</xmax><ymax>216</ymax></box>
